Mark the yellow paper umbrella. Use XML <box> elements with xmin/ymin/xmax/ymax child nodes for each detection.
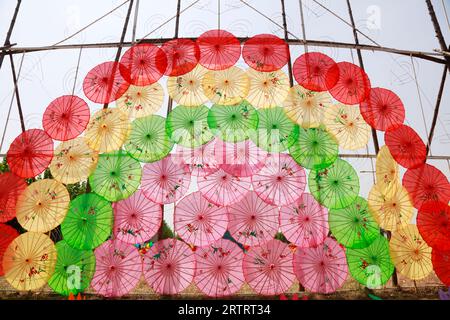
<box><xmin>375</xmin><ymin>145</ymin><xmax>399</xmax><ymax>191</ymax></box>
<box><xmin>49</xmin><ymin>138</ymin><xmax>98</xmax><ymax>184</ymax></box>
<box><xmin>116</xmin><ymin>83</ymin><xmax>164</xmax><ymax>118</ymax></box>
<box><xmin>2</xmin><ymin>232</ymin><xmax>57</xmax><ymax>291</ymax></box>
<box><xmin>324</xmin><ymin>103</ymin><xmax>370</xmax><ymax>150</ymax></box>
<box><xmin>85</xmin><ymin>108</ymin><xmax>130</xmax><ymax>153</ymax></box>
<box><xmin>16</xmin><ymin>179</ymin><xmax>70</xmax><ymax>233</ymax></box>
<box><xmin>202</xmin><ymin>66</ymin><xmax>250</xmax><ymax>105</ymax></box>
<box><xmin>246</xmin><ymin>69</ymin><xmax>289</xmax><ymax>108</ymax></box>
<box><xmin>167</xmin><ymin>64</ymin><xmax>209</xmax><ymax>106</ymax></box>
<box><xmin>283</xmin><ymin>85</ymin><xmax>331</xmax><ymax>128</ymax></box>
<box><xmin>368</xmin><ymin>182</ymin><xmax>414</xmax><ymax>232</ymax></box>
<box><xmin>389</xmin><ymin>224</ymin><xmax>432</xmax><ymax>280</ymax></box>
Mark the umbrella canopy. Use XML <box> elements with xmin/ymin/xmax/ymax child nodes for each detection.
<box><xmin>432</xmin><ymin>248</ymin><xmax>450</xmax><ymax>286</ymax></box>
<box><xmin>116</xmin><ymin>83</ymin><xmax>164</xmax><ymax>119</ymax></box>
<box><xmin>161</xmin><ymin>38</ymin><xmax>200</xmax><ymax>76</ymax></box>
<box><xmin>49</xmin><ymin>138</ymin><xmax>99</xmax><ymax>185</ymax></box>
<box><xmin>142</xmin><ymin>238</ymin><xmax>195</xmax><ymax>295</ymax></box>
<box><xmin>283</xmin><ymin>85</ymin><xmax>331</xmax><ymax>128</ymax></box>
<box><xmin>61</xmin><ymin>193</ymin><xmax>113</xmax><ymax>250</ymax></box>
<box><xmin>166</xmin><ymin>104</ymin><xmax>214</xmax><ymax>148</ymax></box>
<box><xmin>289</xmin><ymin>127</ymin><xmax>339</xmax><ymax>170</ymax></box>
<box><xmin>389</xmin><ymin>225</ymin><xmax>432</xmax><ymax>281</ymax></box>
<box><xmin>242</xmin><ymin>34</ymin><xmax>289</xmax><ymax>72</ymax></box>
<box><xmin>82</xmin><ymin>61</ymin><xmax>130</xmax><ymax>104</ymax></box>
<box><xmin>141</xmin><ymin>154</ymin><xmax>191</xmax><ymax>205</ymax></box>
<box><xmin>246</xmin><ymin>69</ymin><xmax>290</xmax><ymax>108</ymax></box>
<box><xmin>324</xmin><ymin>103</ymin><xmax>371</xmax><ymax>150</ymax></box>
<box><xmin>42</xmin><ymin>95</ymin><xmax>90</xmax><ymax>141</ymax></box>
<box><xmin>207</xmin><ymin>101</ymin><xmax>259</xmax><ymax>143</ymax></box>
<box><xmin>243</xmin><ymin>239</ymin><xmax>295</xmax><ymax>296</ymax></box>
<box><xmin>375</xmin><ymin>145</ymin><xmax>399</xmax><ymax>192</ymax></box>
<box><xmin>91</xmin><ymin>239</ymin><xmax>142</xmax><ymax>298</ymax></box>
<box><xmin>7</xmin><ymin>129</ymin><xmax>54</xmax><ymax>178</ymax></box>
<box><xmin>16</xmin><ymin>179</ymin><xmax>70</xmax><ymax>233</ymax></box>
<box><xmin>202</xmin><ymin>66</ymin><xmax>250</xmax><ymax>105</ymax></box>
<box><xmin>385</xmin><ymin>124</ymin><xmax>426</xmax><ymax>169</ymax></box>
<box><xmin>173</xmin><ymin>140</ymin><xmax>218</xmax><ymax>177</ymax></box>
<box><xmin>167</xmin><ymin>65</ymin><xmax>209</xmax><ymax>106</ymax></box>
<box><xmin>119</xmin><ymin>43</ymin><xmax>167</xmax><ymax>86</ymax></box>
<box><xmin>359</xmin><ymin>87</ymin><xmax>405</xmax><ymax>131</ymax></box>
<box><xmin>252</xmin><ymin>153</ymin><xmax>306</xmax><ymax>206</ymax></box>
<box><xmin>293</xmin><ymin>237</ymin><xmax>348</xmax><ymax>293</ymax></box>
<box><xmin>417</xmin><ymin>200</ymin><xmax>450</xmax><ymax>251</ymax></box>
<box><xmin>48</xmin><ymin>240</ymin><xmax>96</xmax><ymax>296</ymax></box>
<box><xmin>194</xmin><ymin>238</ymin><xmax>245</xmax><ymax>297</ymax></box>
<box><xmin>0</xmin><ymin>172</ymin><xmax>27</xmax><ymax>223</ymax></box>
<box><xmin>308</xmin><ymin>158</ymin><xmax>360</xmax><ymax>209</ymax></box>
<box><xmin>2</xmin><ymin>232</ymin><xmax>57</xmax><ymax>291</ymax></box>
<box><xmin>113</xmin><ymin>190</ymin><xmax>162</xmax><ymax>244</ymax></box>
<box><xmin>228</xmin><ymin>191</ymin><xmax>279</xmax><ymax>247</ymax></box>
<box><xmin>293</xmin><ymin>52</ymin><xmax>338</xmax><ymax>92</ymax></box>
<box><xmin>124</xmin><ymin>115</ymin><xmax>173</xmax><ymax>163</ymax></box>
<box><xmin>89</xmin><ymin>151</ymin><xmax>142</xmax><ymax>202</ymax></box>
<box><xmin>196</xmin><ymin>29</ymin><xmax>241</xmax><ymax>70</ymax></box>
<box><xmin>174</xmin><ymin>191</ymin><xmax>228</xmax><ymax>247</ymax></box>
<box><xmin>84</xmin><ymin>108</ymin><xmax>131</xmax><ymax>153</ymax></box>
<box><xmin>0</xmin><ymin>224</ymin><xmax>19</xmax><ymax>276</ymax></box>
<box><xmin>280</xmin><ymin>192</ymin><xmax>328</xmax><ymax>248</ymax></box>
<box><xmin>346</xmin><ymin>235</ymin><xmax>394</xmax><ymax>288</ymax></box>
<box><xmin>329</xmin><ymin>196</ymin><xmax>380</xmax><ymax>249</ymax></box>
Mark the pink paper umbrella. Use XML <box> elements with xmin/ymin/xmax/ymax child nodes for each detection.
<box><xmin>172</xmin><ymin>140</ymin><xmax>219</xmax><ymax>177</ymax></box>
<box><xmin>175</xmin><ymin>191</ymin><xmax>228</xmax><ymax>247</ymax></box>
<box><xmin>141</xmin><ymin>154</ymin><xmax>191</xmax><ymax>204</ymax></box>
<box><xmin>91</xmin><ymin>239</ymin><xmax>142</xmax><ymax>298</ymax></box>
<box><xmin>243</xmin><ymin>239</ymin><xmax>296</xmax><ymax>296</ymax></box>
<box><xmin>252</xmin><ymin>153</ymin><xmax>306</xmax><ymax>206</ymax></box>
<box><xmin>143</xmin><ymin>238</ymin><xmax>195</xmax><ymax>295</ymax></box>
<box><xmin>194</xmin><ymin>239</ymin><xmax>245</xmax><ymax>297</ymax></box>
<box><xmin>280</xmin><ymin>193</ymin><xmax>329</xmax><ymax>248</ymax></box>
<box><xmin>228</xmin><ymin>191</ymin><xmax>279</xmax><ymax>247</ymax></box>
<box><xmin>113</xmin><ymin>190</ymin><xmax>162</xmax><ymax>244</ymax></box>
<box><xmin>293</xmin><ymin>237</ymin><xmax>348</xmax><ymax>294</ymax></box>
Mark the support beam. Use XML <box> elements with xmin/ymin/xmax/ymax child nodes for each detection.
<box><xmin>427</xmin><ymin>65</ymin><xmax>447</xmax><ymax>154</ymax></box>
<box><xmin>0</xmin><ymin>0</ymin><xmax>21</xmax><ymax>70</ymax></box>
<box><xmin>425</xmin><ymin>0</ymin><xmax>450</xmax><ymax>70</ymax></box>
<box><xmin>9</xmin><ymin>54</ymin><xmax>25</xmax><ymax>133</ymax></box>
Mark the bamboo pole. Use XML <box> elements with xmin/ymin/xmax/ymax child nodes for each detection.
<box><xmin>0</xmin><ymin>0</ymin><xmax>22</xmax><ymax>70</ymax></box>
<box><xmin>425</xmin><ymin>0</ymin><xmax>450</xmax><ymax>70</ymax></box>
<box><xmin>427</xmin><ymin>66</ymin><xmax>447</xmax><ymax>155</ymax></box>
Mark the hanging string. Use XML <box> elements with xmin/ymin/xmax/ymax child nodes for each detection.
<box><xmin>442</xmin><ymin>0</ymin><xmax>450</xmax><ymax>31</ymax></box>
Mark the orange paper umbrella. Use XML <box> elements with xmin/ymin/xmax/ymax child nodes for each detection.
<box><xmin>0</xmin><ymin>172</ymin><xmax>27</xmax><ymax>223</ymax></box>
<box><xmin>246</xmin><ymin>69</ymin><xmax>289</xmax><ymax>108</ymax></box>
<box><xmin>167</xmin><ymin>65</ymin><xmax>209</xmax><ymax>106</ymax></box>
<box><xmin>243</xmin><ymin>34</ymin><xmax>289</xmax><ymax>72</ymax></box>
<box><xmin>116</xmin><ymin>83</ymin><xmax>164</xmax><ymax>118</ymax></box>
<box><xmin>197</xmin><ymin>29</ymin><xmax>241</xmax><ymax>70</ymax></box>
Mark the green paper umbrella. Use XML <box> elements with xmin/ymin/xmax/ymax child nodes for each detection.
<box><xmin>249</xmin><ymin>106</ymin><xmax>299</xmax><ymax>153</ymax></box>
<box><xmin>61</xmin><ymin>193</ymin><xmax>113</xmax><ymax>250</ymax></box>
<box><xmin>289</xmin><ymin>127</ymin><xmax>338</xmax><ymax>170</ymax></box>
<box><xmin>329</xmin><ymin>196</ymin><xmax>380</xmax><ymax>249</ymax></box>
<box><xmin>207</xmin><ymin>101</ymin><xmax>258</xmax><ymax>142</ymax></box>
<box><xmin>48</xmin><ymin>240</ymin><xmax>96</xmax><ymax>296</ymax></box>
<box><xmin>166</xmin><ymin>104</ymin><xmax>214</xmax><ymax>148</ymax></box>
<box><xmin>308</xmin><ymin>158</ymin><xmax>360</xmax><ymax>209</ymax></box>
<box><xmin>346</xmin><ymin>236</ymin><xmax>394</xmax><ymax>288</ymax></box>
<box><xmin>124</xmin><ymin>115</ymin><xmax>173</xmax><ymax>163</ymax></box>
<box><xmin>89</xmin><ymin>151</ymin><xmax>142</xmax><ymax>202</ymax></box>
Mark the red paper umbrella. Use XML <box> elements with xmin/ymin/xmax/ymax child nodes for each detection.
<box><xmin>42</xmin><ymin>95</ymin><xmax>90</xmax><ymax>141</ymax></box>
<box><xmin>402</xmin><ymin>163</ymin><xmax>450</xmax><ymax>209</ymax></box>
<box><xmin>174</xmin><ymin>191</ymin><xmax>228</xmax><ymax>247</ymax></box>
<box><xmin>293</xmin><ymin>52</ymin><xmax>338</xmax><ymax>92</ymax></box>
<box><xmin>280</xmin><ymin>193</ymin><xmax>328</xmax><ymax>248</ymax></box>
<box><xmin>228</xmin><ymin>191</ymin><xmax>279</xmax><ymax>247</ymax></box>
<box><xmin>243</xmin><ymin>239</ymin><xmax>295</xmax><ymax>295</ymax></box>
<box><xmin>326</xmin><ymin>62</ymin><xmax>371</xmax><ymax>105</ymax></box>
<box><xmin>172</xmin><ymin>140</ymin><xmax>219</xmax><ymax>177</ymax></box>
<box><xmin>293</xmin><ymin>237</ymin><xmax>348</xmax><ymax>293</ymax></box>
<box><xmin>83</xmin><ymin>61</ymin><xmax>130</xmax><ymax>104</ymax></box>
<box><xmin>252</xmin><ymin>153</ymin><xmax>306</xmax><ymax>207</ymax></box>
<box><xmin>194</xmin><ymin>239</ymin><xmax>245</xmax><ymax>297</ymax></box>
<box><xmin>141</xmin><ymin>155</ymin><xmax>192</xmax><ymax>205</ymax></box>
<box><xmin>432</xmin><ymin>248</ymin><xmax>450</xmax><ymax>286</ymax></box>
<box><xmin>0</xmin><ymin>224</ymin><xmax>19</xmax><ymax>276</ymax></box>
<box><xmin>119</xmin><ymin>43</ymin><xmax>168</xmax><ymax>86</ymax></box>
<box><xmin>0</xmin><ymin>173</ymin><xmax>26</xmax><ymax>223</ymax></box>
<box><xmin>161</xmin><ymin>38</ymin><xmax>200</xmax><ymax>76</ymax></box>
<box><xmin>242</xmin><ymin>34</ymin><xmax>289</xmax><ymax>72</ymax></box>
<box><xmin>143</xmin><ymin>238</ymin><xmax>195</xmax><ymax>295</ymax></box>
<box><xmin>196</xmin><ymin>29</ymin><xmax>241</xmax><ymax>70</ymax></box>
<box><xmin>359</xmin><ymin>88</ymin><xmax>405</xmax><ymax>131</ymax></box>
<box><xmin>417</xmin><ymin>201</ymin><xmax>450</xmax><ymax>251</ymax></box>
<box><xmin>7</xmin><ymin>129</ymin><xmax>54</xmax><ymax>178</ymax></box>
<box><xmin>385</xmin><ymin>124</ymin><xmax>426</xmax><ymax>169</ymax></box>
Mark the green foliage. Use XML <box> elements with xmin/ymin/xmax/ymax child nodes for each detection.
<box><xmin>160</xmin><ymin>220</ymin><xmax>175</xmax><ymax>240</ymax></box>
<box><xmin>66</xmin><ymin>181</ymin><xmax>87</xmax><ymax>200</ymax></box>
<box><xmin>275</xmin><ymin>232</ymin><xmax>289</xmax><ymax>244</ymax></box>
<box><xmin>0</xmin><ymin>157</ymin><xmax>9</xmax><ymax>173</ymax></box>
